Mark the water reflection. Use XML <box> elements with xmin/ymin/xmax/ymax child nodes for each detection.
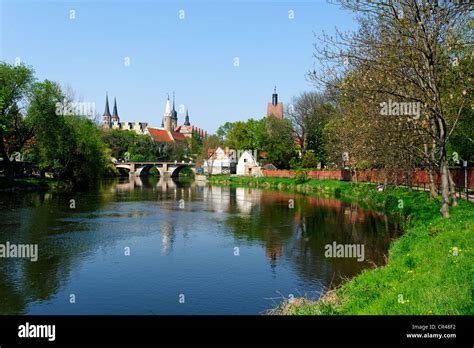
<box><xmin>0</xmin><ymin>177</ymin><xmax>401</xmax><ymax>314</ymax></box>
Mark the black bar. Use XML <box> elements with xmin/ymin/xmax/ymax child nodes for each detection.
<box><xmin>0</xmin><ymin>315</ymin><xmax>471</xmax><ymax>347</ymax></box>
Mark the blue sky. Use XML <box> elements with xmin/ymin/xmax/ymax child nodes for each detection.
<box><xmin>0</xmin><ymin>0</ymin><xmax>357</xmax><ymax>133</ymax></box>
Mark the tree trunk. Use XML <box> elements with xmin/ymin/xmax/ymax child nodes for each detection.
<box><xmin>0</xmin><ymin>129</ymin><xmax>14</xmax><ymax>179</ymax></box>
<box><xmin>439</xmin><ymin>149</ymin><xmax>450</xmax><ymax>218</ymax></box>
<box><xmin>428</xmin><ymin>164</ymin><xmax>437</xmax><ymax>200</ymax></box>
<box><xmin>448</xmin><ymin>168</ymin><xmax>458</xmax><ymax>207</ymax></box>
<box><xmin>424</xmin><ymin>142</ymin><xmax>438</xmax><ymax>200</ymax></box>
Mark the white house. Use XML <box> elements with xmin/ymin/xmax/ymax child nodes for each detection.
<box><xmin>236</xmin><ymin>150</ymin><xmax>261</xmax><ymax>176</ymax></box>
<box><xmin>203</xmin><ymin>147</ymin><xmax>236</xmax><ymax>175</ymax></box>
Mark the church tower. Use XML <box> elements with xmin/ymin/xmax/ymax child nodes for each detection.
<box><xmin>184</xmin><ymin>107</ymin><xmax>190</xmax><ymax>126</ymax></box>
<box><xmin>163</xmin><ymin>95</ymin><xmax>173</xmax><ymax>131</ymax></box>
<box><xmin>111</xmin><ymin>97</ymin><xmax>120</xmax><ymax>124</ymax></box>
<box><xmin>102</xmin><ymin>92</ymin><xmax>112</xmax><ymax>128</ymax></box>
<box><xmin>266</xmin><ymin>86</ymin><xmax>283</xmax><ymax>119</ymax></box>
<box><xmin>171</xmin><ymin>92</ymin><xmax>178</xmax><ymax>130</ymax></box>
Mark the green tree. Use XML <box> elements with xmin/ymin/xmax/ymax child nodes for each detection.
<box><xmin>301</xmin><ymin>151</ymin><xmax>319</xmax><ymax>169</ymax></box>
<box><xmin>261</xmin><ymin>117</ymin><xmax>298</xmax><ymax>169</ymax></box>
<box><xmin>26</xmin><ymin>80</ymin><xmax>112</xmax><ymax>182</ymax></box>
<box><xmin>0</xmin><ymin>62</ymin><xmax>35</xmax><ymax>177</ymax></box>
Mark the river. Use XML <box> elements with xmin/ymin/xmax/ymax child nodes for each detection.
<box><xmin>0</xmin><ymin>177</ymin><xmax>401</xmax><ymax>314</ymax></box>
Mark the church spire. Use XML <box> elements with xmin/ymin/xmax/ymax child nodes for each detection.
<box><xmin>172</xmin><ymin>91</ymin><xmax>178</xmax><ymax>120</ymax></box>
<box><xmin>164</xmin><ymin>94</ymin><xmax>171</xmax><ymax>115</ymax></box>
<box><xmin>103</xmin><ymin>92</ymin><xmax>111</xmax><ymax>116</ymax></box>
<box><xmin>272</xmin><ymin>86</ymin><xmax>278</xmax><ymax>106</ymax></box>
<box><xmin>184</xmin><ymin>107</ymin><xmax>190</xmax><ymax>126</ymax></box>
<box><xmin>112</xmin><ymin>97</ymin><xmax>119</xmax><ymax>119</ymax></box>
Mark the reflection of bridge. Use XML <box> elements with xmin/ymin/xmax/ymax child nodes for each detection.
<box><xmin>115</xmin><ymin>161</ymin><xmax>196</xmax><ymax>177</ymax></box>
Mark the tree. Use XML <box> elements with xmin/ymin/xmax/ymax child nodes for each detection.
<box><xmin>310</xmin><ymin>0</ymin><xmax>472</xmax><ymax>217</ymax></box>
<box><xmin>26</xmin><ymin>80</ymin><xmax>112</xmax><ymax>182</ymax></box>
<box><xmin>301</xmin><ymin>151</ymin><xmax>319</xmax><ymax>169</ymax></box>
<box><xmin>101</xmin><ymin>129</ymin><xmax>138</xmax><ymax>160</ymax></box>
<box><xmin>261</xmin><ymin>117</ymin><xmax>298</xmax><ymax>169</ymax></box>
<box><xmin>287</xmin><ymin>91</ymin><xmax>334</xmax><ymax>164</ymax></box>
<box><xmin>0</xmin><ymin>62</ymin><xmax>35</xmax><ymax>177</ymax></box>
<box><xmin>216</xmin><ymin>122</ymin><xmax>234</xmax><ymax>142</ymax></box>
<box><xmin>26</xmin><ymin>80</ymin><xmax>72</xmax><ymax>177</ymax></box>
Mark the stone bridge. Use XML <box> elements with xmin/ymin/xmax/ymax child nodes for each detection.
<box><xmin>115</xmin><ymin>161</ymin><xmax>196</xmax><ymax>178</ymax></box>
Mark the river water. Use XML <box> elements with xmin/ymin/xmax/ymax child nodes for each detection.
<box><xmin>0</xmin><ymin>177</ymin><xmax>401</xmax><ymax>314</ymax></box>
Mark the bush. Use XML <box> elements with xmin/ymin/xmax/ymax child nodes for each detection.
<box><xmin>295</xmin><ymin>168</ymin><xmax>309</xmax><ymax>184</ymax></box>
<box><xmin>301</xmin><ymin>151</ymin><xmax>319</xmax><ymax>169</ymax></box>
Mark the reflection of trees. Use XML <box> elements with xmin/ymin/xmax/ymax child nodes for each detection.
<box><xmin>223</xmin><ymin>188</ymin><xmax>402</xmax><ymax>289</ymax></box>
<box><xmin>161</xmin><ymin>220</ymin><xmax>176</xmax><ymax>255</ymax></box>
<box><xmin>0</xmin><ymin>177</ymin><xmax>193</xmax><ymax>314</ymax></box>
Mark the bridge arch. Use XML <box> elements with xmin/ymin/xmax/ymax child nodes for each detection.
<box><xmin>116</xmin><ymin>164</ymin><xmax>132</xmax><ymax>176</ymax></box>
<box><xmin>136</xmin><ymin>165</ymin><xmax>163</xmax><ymax>177</ymax></box>
<box><xmin>169</xmin><ymin>164</ymin><xmax>196</xmax><ymax>178</ymax></box>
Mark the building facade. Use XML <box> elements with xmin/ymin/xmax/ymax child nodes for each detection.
<box><xmin>237</xmin><ymin>150</ymin><xmax>261</xmax><ymax>176</ymax></box>
<box><xmin>203</xmin><ymin>147</ymin><xmax>236</xmax><ymax>175</ymax></box>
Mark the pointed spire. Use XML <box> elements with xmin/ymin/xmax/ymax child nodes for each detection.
<box><xmin>112</xmin><ymin>97</ymin><xmax>119</xmax><ymax>119</ymax></box>
<box><xmin>164</xmin><ymin>94</ymin><xmax>171</xmax><ymax>115</ymax></box>
<box><xmin>103</xmin><ymin>92</ymin><xmax>111</xmax><ymax>116</ymax></box>
<box><xmin>184</xmin><ymin>107</ymin><xmax>190</xmax><ymax>126</ymax></box>
<box><xmin>172</xmin><ymin>91</ymin><xmax>176</xmax><ymax>111</ymax></box>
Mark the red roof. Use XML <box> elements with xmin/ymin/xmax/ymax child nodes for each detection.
<box><xmin>170</xmin><ymin>131</ymin><xmax>186</xmax><ymax>142</ymax></box>
<box><xmin>147</xmin><ymin>127</ymin><xmax>173</xmax><ymax>142</ymax></box>
<box><xmin>147</xmin><ymin>127</ymin><xmax>185</xmax><ymax>143</ymax></box>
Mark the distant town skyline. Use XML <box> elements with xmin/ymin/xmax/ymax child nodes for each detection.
<box><xmin>0</xmin><ymin>0</ymin><xmax>357</xmax><ymax>133</ymax></box>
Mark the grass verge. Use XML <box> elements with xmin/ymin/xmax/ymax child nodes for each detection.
<box><xmin>0</xmin><ymin>177</ymin><xmax>71</xmax><ymax>191</ymax></box>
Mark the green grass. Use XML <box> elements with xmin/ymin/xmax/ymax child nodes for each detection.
<box><xmin>0</xmin><ymin>177</ymin><xmax>69</xmax><ymax>190</ymax></box>
<box><xmin>209</xmin><ymin>175</ymin><xmax>474</xmax><ymax>315</ymax></box>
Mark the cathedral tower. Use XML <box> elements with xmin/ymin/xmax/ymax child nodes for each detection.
<box><xmin>163</xmin><ymin>95</ymin><xmax>173</xmax><ymax>131</ymax></box>
<box><xmin>184</xmin><ymin>107</ymin><xmax>190</xmax><ymax>126</ymax></box>
<box><xmin>171</xmin><ymin>92</ymin><xmax>178</xmax><ymax>130</ymax></box>
<box><xmin>102</xmin><ymin>92</ymin><xmax>112</xmax><ymax>128</ymax></box>
<box><xmin>266</xmin><ymin>86</ymin><xmax>283</xmax><ymax>119</ymax></box>
<box><xmin>112</xmin><ymin>97</ymin><xmax>120</xmax><ymax>123</ymax></box>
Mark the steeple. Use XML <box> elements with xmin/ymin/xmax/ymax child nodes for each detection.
<box><xmin>103</xmin><ymin>92</ymin><xmax>111</xmax><ymax>116</ymax></box>
<box><xmin>112</xmin><ymin>97</ymin><xmax>119</xmax><ymax>120</ymax></box>
<box><xmin>184</xmin><ymin>107</ymin><xmax>190</xmax><ymax>126</ymax></box>
<box><xmin>163</xmin><ymin>94</ymin><xmax>172</xmax><ymax>132</ymax></box>
<box><xmin>164</xmin><ymin>94</ymin><xmax>171</xmax><ymax>115</ymax></box>
<box><xmin>172</xmin><ymin>91</ymin><xmax>178</xmax><ymax>120</ymax></box>
<box><xmin>272</xmin><ymin>86</ymin><xmax>278</xmax><ymax>106</ymax></box>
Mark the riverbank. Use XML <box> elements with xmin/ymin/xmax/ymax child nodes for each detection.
<box><xmin>209</xmin><ymin>175</ymin><xmax>474</xmax><ymax>315</ymax></box>
<box><xmin>0</xmin><ymin>177</ymin><xmax>72</xmax><ymax>192</ymax></box>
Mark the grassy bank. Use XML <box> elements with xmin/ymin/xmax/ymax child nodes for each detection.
<box><xmin>209</xmin><ymin>175</ymin><xmax>474</xmax><ymax>315</ymax></box>
<box><xmin>0</xmin><ymin>177</ymin><xmax>71</xmax><ymax>191</ymax></box>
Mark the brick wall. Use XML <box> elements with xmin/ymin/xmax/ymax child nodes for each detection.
<box><xmin>261</xmin><ymin>168</ymin><xmax>474</xmax><ymax>189</ymax></box>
